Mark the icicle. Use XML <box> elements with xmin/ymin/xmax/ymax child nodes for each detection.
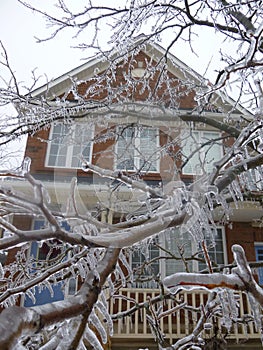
<box><xmin>114</xmin><ymin>263</ymin><xmax>127</xmax><ymax>287</ymax></box>
<box><xmin>19</xmin><ymin>156</ymin><xmax>31</xmax><ymax>175</ymax></box>
<box><xmin>26</xmin><ymin>289</ymin><xmax>36</xmax><ymax>305</ymax></box>
<box><xmin>171</xmin><ymin>189</ymin><xmax>183</xmax><ymax>212</ymax></box>
<box><xmin>77</xmin><ymin>261</ymin><xmax>87</xmax><ymax>280</ymax></box>
<box><xmin>89</xmin><ymin>311</ymin><xmax>107</xmax><ymax>344</ymax></box>
<box><xmin>45</xmin><ymin>281</ymin><xmax>54</xmax><ymax>298</ymax></box>
<box><xmin>228</xmin><ymin>184</ymin><xmax>238</xmax><ymax>209</ymax></box>
<box><xmin>216</xmin><ymin>194</ymin><xmax>231</xmax><ymax>220</ymax></box>
<box><xmin>248</xmin><ymin>292</ymin><xmax>262</xmax><ymax>332</ymax></box>
<box><xmin>205</xmin><ymin>192</ymin><xmax>214</xmax><ymax>211</ymax></box>
<box><xmin>99</xmin><ymin>289</ymin><xmax>108</xmax><ymax>308</ymax></box>
<box><xmin>84</xmin><ymin>325</ymin><xmax>104</xmax><ymax>350</ymax></box>
<box><xmin>0</xmin><ymin>262</ymin><xmax>4</xmax><ymax>278</ymax></box>
<box><xmin>107</xmin><ymin>276</ymin><xmax>115</xmax><ymax>295</ymax></box>
<box><xmin>231</xmin><ymin>179</ymin><xmax>243</xmax><ymax>201</ymax></box>
<box><xmin>95</xmin><ymin>300</ymin><xmax>114</xmax><ymax>337</ymax></box>
<box><xmin>119</xmin><ymin>250</ymin><xmax>133</xmax><ymax>282</ymax></box>
<box><xmin>243</xmin><ymin>171</ymin><xmax>256</xmax><ymax>191</ymax></box>
<box><xmin>217</xmin><ymin>290</ymin><xmax>233</xmax><ymax>331</ymax></box>
<box><xmin>180</xmin><ymin>199</ymin><xmax>201</xmax><ymax>237</ymax></box>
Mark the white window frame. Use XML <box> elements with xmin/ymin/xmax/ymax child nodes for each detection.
<box><xmin>182</xmin><ymin>130</ymin><xmax>222</xmax><ymax>175</ymax></box>
<box><xmin>115</xmin><ymin>125</ymin><xmax>160</xmax><ymax>173</ymax></box>
<box><xmin>45</xmin><ymin>123</ymin><xmax>93</xmax><ymax>169</ymax></box>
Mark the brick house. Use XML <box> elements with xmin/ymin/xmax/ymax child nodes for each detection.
<box><xmin>6</xmin><ymin>40</ymin><xmax>263</xmax><ymax>349</ymax></box>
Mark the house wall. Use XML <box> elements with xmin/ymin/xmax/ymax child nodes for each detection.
<box><xmin>22</xmin><ymin>50</ymin><xmax>263</xmax><ymax>273</ymax></box>
<box><xmin>226</xmin><ymin>222</ymin><xmax>263</xmax><ymax>263</ymax></box>
<box><xmin>5</xmin><ymin>216</ymin><xmax>32</xmax><ymax>265</ymax></box>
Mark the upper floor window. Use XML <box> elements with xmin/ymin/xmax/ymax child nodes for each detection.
<box><xmin>115</xmin><ymin>126</ymin><xmax>159</xmax><ymax>172</ymax></box>
<box><xmin>182</xmin><ymin>130</ymin><xmax>222</xmax><ymax>175</ymax></box>
<box><xmin>46</xmin><ymin>123</ymin><xmax>93</xmax><ymax>168</ymax></box>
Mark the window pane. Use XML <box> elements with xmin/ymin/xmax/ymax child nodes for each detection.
<box><xmin>116</xmin><ymin>126</ymin><xmax>158</xmax><ymax>172</ymax></box>
<box><xmin>47</xmin><ymin>124</ymin><xmax>70</xmax><ymax>167</ymax></box>
<box><xmin>131</xmin><ymin>238</ymin><xmax>160</xmax><ymax>288</ymax></box>
<box><xmin>71</xmin><ymin>126</ymin><xmax>93</xmax><ymax>167</ymax></box>
<box><xmin>182</xmin><ymin>131</ymin><xmax>222</xmax><ymax>175</ymax></box>
<box><xmin>139</xmin><ymin>128</ymin><xmax>158</xmax><ymax>171</ymax></box>
<box><xmin>47</xmin><ymin>124</ymin><xmax>93</xmax><ymax>168</ymax></box>
<box><xmin>165</xmin><ymin>228</ymin><xmax>194</xmax><ymax>275</ymax></box>
<box><xmin>203</xmin><ymin>132</ymin><xmax>222</xmax><ymax>173</ymax></box>
<box><xmin>116</xmin><ymin>127</ymin><xmax>136</xmax><ymax>170</ymax></box>
<box><xmin>255</xmin><ymin>246</ymin><xmax>263</xmax><ymax>285</ymax></box>
<box><xmin>182</xmin><ymin>131</ymin><xmax>201</xmax><ymax>174</ymax></box>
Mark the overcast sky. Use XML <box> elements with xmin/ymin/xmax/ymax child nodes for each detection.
<box><xmin>0</xmin><ymin>0</ymin><xmax>88</xmax><ymax>87</ymax></box>
<box><xmin>0</xmin><ymin>0</ymin><xmax>227</xmax><ymax>168</ymax></box>
<box><xmin>0</xmin><ymin>0</ymin><xmax>225</xmax><ymax>87</ymax></box>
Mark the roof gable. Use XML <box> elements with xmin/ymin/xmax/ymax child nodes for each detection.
<box><xmin>29</xmin><ymin>38</ymin><xmax>250</xmax><ymax>116</ymax></box>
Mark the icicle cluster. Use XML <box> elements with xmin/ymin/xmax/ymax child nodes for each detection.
<box><xmin>217</xmin><ymin>289</ymin><xmax>239</xmax><ymax>331</ymax></box>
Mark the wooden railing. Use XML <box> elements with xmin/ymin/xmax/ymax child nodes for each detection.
<box><xmin>109</xmin><ymin>288</ymin><xmax>261</xmax><ymax>343</ymax></box>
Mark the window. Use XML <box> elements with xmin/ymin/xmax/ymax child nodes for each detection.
<box><xmin>255</xmin><ymin>245</ymin><xmax>263</xmax><ymax>285</ymax></box>
<box><xmin>46</xmin><ymin>123</ymin><xmax>93</xmax><ymax>168</ymax></box>
<box><xmin>165</xmin><ymin>227</ymin><xmax>226</xmax><ymax>274</ymax></box>
<box><xmin>24</xmin><ymin>219</ymin><xmax>75</xmax><ymax>306</ymax></box>
<box><xmin>131</xmin><ymin>238</ymin><xmax>160</xmax><ymax>288</ymax></box>
<box><xmin>182</xmin><ymin>130</ymin><xmax>222</xmax><ymax>175</ymax></box>
<box><xmin>116</xmin><ymin>126</ymin><xmax>159</xmax><ymax>172</ymax></box>
<box><xmin>130</xmin><ymin>227</ymin><xmax>226</xmax><ymax>288</ymax></box>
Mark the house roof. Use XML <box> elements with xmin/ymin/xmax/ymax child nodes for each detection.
<box><xmin>29</xmin><ymin>37</ymin><xmax>250</xmax><ymax>116</ymax></box>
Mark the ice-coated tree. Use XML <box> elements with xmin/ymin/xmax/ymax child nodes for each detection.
<box><xmin>0</xmin><ymin>1</ymin><xmax>263</xmax><ymax>349</ymax></box>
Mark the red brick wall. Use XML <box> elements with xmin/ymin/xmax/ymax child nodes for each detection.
<box><xmin>66</xmin><ymin>51</ymin><xmax>197</xmax><ymax>109</ymax></box>
<box><xmin>5</xmin><ymin>216</ymin><xmax>32</xmax><ymax>265</ymax></box>
<box><xmin>225</xmin><ymin>222</ymin><xmax>263</xmax><ymax>263</ymax></box>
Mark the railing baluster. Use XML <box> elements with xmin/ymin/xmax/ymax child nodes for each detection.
<box><xmin>176</xmin><ymin>292</ymin><xmax>181</xmax><ymax>337</ymax></box>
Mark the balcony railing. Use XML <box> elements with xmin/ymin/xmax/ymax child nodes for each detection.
<box><xmin>109</xmin><ymin>288</ymin><xmax>262</xmax><ymax>344</ymax></box>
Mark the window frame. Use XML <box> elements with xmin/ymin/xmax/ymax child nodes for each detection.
<box><xmin>115</xmin><ymin>125</ymin><xmax>160</xmax><ymax>173</ymax></box>
<box><xmin>45</xmin><ymin>123</ymin><xmax>94</xmax><ymax>169</ymax></box>
<box><xmin>182</xmin><ymin>130</ymin><xmax>223</xmax><ymax>175</ymax></box>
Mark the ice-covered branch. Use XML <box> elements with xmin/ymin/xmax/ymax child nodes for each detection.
<box><xmin>164</xmin><ymin>245</ymin><xmax>263</xmax><ymax>306</ymax></box>
<box><xmin>0</xmin><ymin>247</ymin><xmax>120</xmax><ymax>349</ymax></box>
<box><xmin>83</xmin><ymin>162</ymin><xmax>164</xmax><ymax>199</ymax></box>
<box><xmin>163</xmin><ymin>271</ymin><xmax>243</xmax><ymax>291</ymax></box>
